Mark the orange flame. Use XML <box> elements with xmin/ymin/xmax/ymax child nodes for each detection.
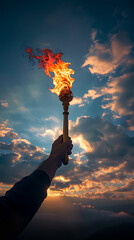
<box><xmin>26</xmin><ymin>48</ymin><xmax>75</xmax><ymax>96</ymax></box>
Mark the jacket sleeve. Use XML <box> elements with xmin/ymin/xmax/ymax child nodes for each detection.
<box><xmin>0</xmin><ymin>170</ymin><xmax>51</xmax><ymax>239</ymax></box>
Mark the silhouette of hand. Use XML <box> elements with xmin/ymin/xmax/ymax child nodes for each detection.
<box><xmin>50</xmin><ymin>135</ymin><xmax>73</xmax><ymax>167</ymax></box>
<box><xmin>38</xmin><ymin>135</ymin><xmax>73</xmax><ymax>180</ymax></box>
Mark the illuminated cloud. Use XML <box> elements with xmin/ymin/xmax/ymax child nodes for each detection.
<box><xmin>44</xmin><ymin>116</ymin><xmax>60</xmax><ymax>123</ymax></box>
<box><xmin>72</xmin><ymin>134</ymin><xmax>94</xmax><ymax>153</ymax></box>
<box><xmin>83</xmin><ymin>72</ymin><xmax>134</xmax><ymax>130</ymax></box>
<box><xmin>111</xmin><ymin>211</ymin><xmax>131</xmax><ymax>217</ymax></box>
<box><xmin>83</xmin><ymin>89</ymin><xmax>102</xmax><ymax>99</ymax></box>
<box><xmin>29</xmin><ymin>125</ymin><xmax>62</xmax><ymax>141</ymax></box>
<box><xmin>82</xmin><ymin>30</ymin><xmax>134</xmax><ymax>130</ymax></box>
<box><xmin>54</xmin><ymin>176</ymin><xmax>70</xmax><ymax>183</ymax></box>
<box><xmin>102</xmin><ymin>73</ymin><xmax>134</xmax><ymax>122</ymax></box>
<box><xmin>12</xmin><ymin>138</ymin><xmax>31</xmax><ymax>145</ymax></box>
<box><xmin>0</xmin><ymin>137</ymin><xmax>45</xmax><ymax>156</ymax></box>
<box><xmin>0</xmin><ymin>122</ymin><xmax>12</xmax><ymax>137</ymax></box>
<box><xmin>0</xmin><ymin>182</ymin><xmax>13</xmax><ymax>196</ymax></box>
<box><xmin>82</xmin><ymin>31</ymin><xmax>132</xmax><ymax>75</ymax></box>
<box><xmin>70</xmin><ymin>97</ymin><xmax>83</xmax><ymax>106</ymax></box>
<box><xmin>41</xmin><ymin>127</ymin><xmax>62</xmax><ymax>140</ymax></box>
<box><xmin>0</xmin><ymin>100</ymin><xmax>8</xmax><ymax>108</ymax></box>
<box><xmin>0</xmin><ymin>121</ymin><xmax>18</xmax><ymax>138</ymax></box>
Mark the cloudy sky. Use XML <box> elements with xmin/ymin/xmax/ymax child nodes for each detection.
<box><xmin>0</xmin><ymin>0</ymin><xmax>134</xmax><ymax>239</ymax></box>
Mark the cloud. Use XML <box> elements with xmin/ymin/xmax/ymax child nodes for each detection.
<box><xmin>0</xmin><ymin>152</ymin><xmax>22</xmax><ymax>183</ymax></box>
<box><xmin>83</xmin><ymin>89</ymin><xmax>102</xmax><ymax>99</ymax></box>
<box><xmin>83</xmin><ymin>72</ymin><xmax>134</xmax><ymax>130</ymax></box>
<box><xmin>44</xmin><ymin>116</ymin><xmax>60</xmax><ymax>123</ymax></box>
<box><xmin>41</xmin><ymin>127</ymin><xmax>62</xmax><ymax>140</ymax></box>
<box><xmin>19</xmin><ymin>106</ymin><xmax>29</xmax><ymax>112</ymax></box>
<box><xmin>0</xmin><ymin>144</ymin><xmax>47</xmax><ymax>184</ymax></box>
<box><xmin>0</xmin><ymin>182</ymin><xmax>13</xmax><ymax>196</ymax></box>
<box><xmin>0</xmin><ymin>120</ymin><xmax>18</xmax><ymax>139</ymax></box>
<box><xmin>101</xmin><ymin>73</ymin><xmax>134</xmax><ymax>127</ymax></box>
<box><xmin>0</xmin><ymin>126</ymin><xmax>47</xmax><ymax>185</ymax></box>
<box><xmin>71</xmin><ymin>116</ymin><xmax>134</xmax><ymax>167</ymax></box>
<box><xmin>111</xmin><ymin>211</ymin><xmax>131</xmax><ymax>217</ymax></box>
<box><xmin>70</xmin><ymin>97</ymin><xmax>83</xmax><ymax>106</ymax></box>
<box><xmin>73</xmin><ymin>202</ymin><xmax>94</xmax><ymax>209</ymax></box>
<box><xmin>91</xmin><ymin>29</ymin><xmax>97</xmax><ymax>41</ymax></box>
<box><xmin>82</xmin><ymin>31</ymin><xmax>132</xmax><ymax>75</ymax></box>
<box><xmin>0</xmin><ymin>100</ymin><xmax>8</xmax><ymax>108</ymax></box>
<box><xmin>6</xmin><ymin>131</ymin><xmax>18</xmax><ymax>138</ymax></box>
<box><xmin>72</xmin><ymin>134</ymin><xmax>94</xmax><ymax>152</ymax></box>
<box><xmin>69</xmin><ymin>97</ymin><xmax>89</xmax><ymax>108</ymax></box>
<box><xmin>29</xmin><ymin>125</ymin><xmax>62</xmax><ymax>141</ymax></box>
<box><xmin>0</xmin><ymin>137</ymin><xmax>45</xmax><ymax>156</ymax></box>
<box><xmin>82</xmin><ymin>30</ymin><xmax>134</xmax><ymax>130</ymax></box>
<box><xmin>0</xmin><ymin>121</ymin><xmax>13</xmax><ymax>137</ymax></box>
<box><xmin>54</xmin><ymin>176</ymin><xmax>70</xmax><ymax>183</ymax></box>
<box><xmin>49</xmin><ymin>116</ymin><xmax>134</xmax><ymax>199</ymax></box>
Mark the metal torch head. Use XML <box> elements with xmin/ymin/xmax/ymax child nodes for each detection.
<box><xmin>59</xmin><ymin>88</ymin><xmax>73</xmax><ymax>103</ymax></box>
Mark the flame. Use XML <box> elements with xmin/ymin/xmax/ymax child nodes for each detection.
<box><xmin>26</xmin><ymin>48</ymin><xmax>75</xmax><ymax>96</ymax></box>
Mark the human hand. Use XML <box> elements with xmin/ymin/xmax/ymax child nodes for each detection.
<box><xmin>38</xmin><ymin>135</ymin><xmax>73</xmax><ymax>181</ymax></box>
<box><xmin>49</xmin><ymin>135</ymin><xmax>73</xmax><ymax>167</ymax></box>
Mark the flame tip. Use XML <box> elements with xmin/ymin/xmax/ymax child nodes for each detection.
<box><xmin>26</xmin><ymin>47</ymin><xmax>75</xmax><ymax>95</ymax></box>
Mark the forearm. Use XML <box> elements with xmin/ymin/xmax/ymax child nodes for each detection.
<box><xmin>1</xmin><ymin>169</ymin><xmax>50</xmax><ymax>238</ymax></box>
<box><xmin>38</xmin><ymin>156</ymin><xmax>60</xmax><ymax>181</ymax></box>
<box><xmin>0</xmin><ymin>156</ymin><xmax>58</xmax><ymax>238</ymax></box>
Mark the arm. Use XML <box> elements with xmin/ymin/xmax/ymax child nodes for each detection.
<box><xmin>0</xmin><ymin>135</ymin><xmax>73</xmax><ymax>239</ymax></box>
<box><xmin>0</xmin><ymin>170</ymin><xmax>50</xmax><ymax>238</ymax></box>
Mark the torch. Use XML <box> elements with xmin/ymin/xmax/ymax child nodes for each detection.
<box><xmin>59</xmin><ymin>88</ymin><xmax>73</xmax><ymax>164</ymax></box>
<box><xmin>26</xmin><ymin>48</ymin><xmax>74</xmax><ymax>165</ymax></box>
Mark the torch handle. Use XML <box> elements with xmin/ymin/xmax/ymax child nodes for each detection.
<box><xmin>63</xmin><ymin>102</ymin><xmax>69</xmax><ymax>165</ymax></box>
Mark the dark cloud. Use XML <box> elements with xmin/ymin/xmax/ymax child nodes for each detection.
<box><xmin>115</xmin><ymin>180</ymin><xmax>134</xmax><ymax>193</ymax></box>
<box><xmin>0</xmin><ymin>152</ymin><xmax>22</xmax><ymax>183</ymax></box>
<box><xmin>0</xmin><ymin>151</ymin><xmax>47</xmax><ymax>184</ymax></box>
<box><xmin>51</xmin><ymin>181</ymin><xmax>70</xmax><ymax>191</ymax></box>
<box><xmin>0</xmin><ymin>137</ymin><xmax>47</xmax><ymax>184</ymax></box>
<box><xmin>66</xmin><ymin>116</ymin><xmax>134</xmax><ymax>196</ymax></box>
<box><xmin>71</xmin><ymin>116</ymin><xmax>134</xmax><ymax>169</ymax></box>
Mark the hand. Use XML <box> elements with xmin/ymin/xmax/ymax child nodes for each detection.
<box><xmin>38</xmin><ymin>135</ymin><xmax>73</xmax><ymax>181</ymax></box>
<box><xmin>49</xmin><ymin>135</ymin><xmax>73</xmax><ymax>167</ymax></box>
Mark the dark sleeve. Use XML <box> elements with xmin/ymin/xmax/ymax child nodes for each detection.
<box><xmin>0</xmin><ymin>170</ymin><xmax>50</xmax><ymax>239</ymax></box>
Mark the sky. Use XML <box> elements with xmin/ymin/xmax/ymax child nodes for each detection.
<box><xmin>0</xmin><ymin>0</ymin><xmax>134</xmax><ymax>239</ymax></box>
